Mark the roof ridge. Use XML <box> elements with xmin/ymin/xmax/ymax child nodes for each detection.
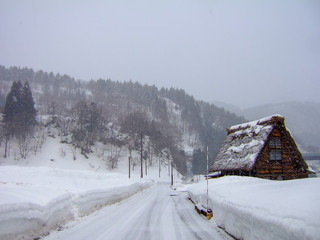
<box><xmin>227</xmin><ymin>114</ymin><xmax>284</xmax><ymax>134</ymax></box>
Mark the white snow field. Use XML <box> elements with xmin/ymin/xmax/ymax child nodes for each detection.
<box><xmin>44</xmin><ymin>184</ymin><xmax>233</xmax><ymax>240</ymax></box>
<box><xmin>0</xmin><ymin>166</ymin><xmax>153</xmax><ymax>240</ymax></box>
<box><xmin>187</xmin><ymin>176</ymin><xmax>320</xmax><ymax>240</ymax></box>
<box><xmin>0</xmin><ymin>134</ymin><xmax>184</xmax><ymax>240</ymax></box>
<box><xmin>1</xmin><ymin>134</ymin><xmax>319</xmax><ymax>240</ymax></box>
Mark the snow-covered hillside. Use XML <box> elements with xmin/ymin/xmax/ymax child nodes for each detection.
<box><xmin>187</xmin><ymin>176</ymin><xmax>320</xmax><ymax>240</ymax></box>
<box><xmin>0</xmin><ymin>65</ymin><xmax>248</xmax><ymax>175</ymax></box>
<box><xmin>0</xmin><ymin>124</ymin><xmax>181</xmax><ymax>240</ymax></box>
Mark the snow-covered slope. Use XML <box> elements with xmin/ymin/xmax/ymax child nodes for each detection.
<box><xmin>187</xmin><ymin>176</ymin><xmax>320</xmax><ymax>240</ymax></box>
<box><xmin>0</xmin><ymin>125</ymin><xmax>180</xmax><ymax>240</ymax></box>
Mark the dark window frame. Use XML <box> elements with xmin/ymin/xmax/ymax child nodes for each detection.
<box><xmin>270</xmin><ymin>149</ymin><xmax>282</xmax><ymax>160</ymax></box>
<box><xmin>269</xmin><ymin>137</ymin><xmax>281</xmax><ymax>148</ymax></box>
<box><xmin>269</xmin><ymin>137</ymin><xmax>282</xmax><ymax>160</ymax></box>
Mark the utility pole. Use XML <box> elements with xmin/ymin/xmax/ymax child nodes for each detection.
<box><xmin>148</xmin><ymin>141</ymin><xmax>152</xmax><ymax>166</ymax></box>
<box><xmin>128</xmin><ymin>156</ymin><xmax>131</xmax><ymax>178</ymax></box>
<box><xmin>171</xmin><ymin>160</ymin><xmax>173</xmax><ymax>187</ymax></box>
<box><xmin>206</xmin><ymin>145</ymin><xmax>209</xmax><ymax>217</ymax></box>
<box><xmin>140</xmin><ymin>132</ymin><xmax>143</xmax><ymax>179</ymax></box>
<box><xmin>159</xmin><ymin>157</ymin><xmax>161</xmax><ymax>178</ymax></box>
<box><xmin>128</xmin><ymin>148</ymin><xmax>131</xmax><ymax>179</ymax></box>
<box><xmin>145</xmin><ymin>151</ymin><xmax>147</xmax><ymax>176</ymax></box>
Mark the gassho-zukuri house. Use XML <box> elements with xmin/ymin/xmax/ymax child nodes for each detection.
<box><xmin>210</xmin><ymin>115</ymin><xmax>310</xmax><ymax>180</ymax></box>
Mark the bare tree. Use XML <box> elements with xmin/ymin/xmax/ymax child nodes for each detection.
<box><xmin>71</xmin><ymin>101</ymin><xmax>102</xmax><ymax>156</ymax></box>
<box><xmin>69</xmin><ymin>144</ymin><xmax>78</xmax><ymax>160</ymax></box>
<box><xmin>59</xmin><ymin>116</ymin><xmax>72</xmax><ymax>140</ymax></box>
<box><xmin>3</xmin><ymin>135</ymin><xmax>10</xmax><ymax>158</ymax></box>
<box><xmin>18</xmin><ymin>134</ymin><xmax>33</xmax><ymax>159</ymax></box>
<box><xmin>106</xmin><ymin>144</ymin><xmax>123</xmax><ymax>169</ymax></box>
<box><xmin>33</xmin><ymin>126</ymin><xmax>46</xmax><ymax>154</ymax></box>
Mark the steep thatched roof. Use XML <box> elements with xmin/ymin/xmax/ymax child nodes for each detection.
<box><xmin>211</xmin><ymin>115</ymin><xmax>285</xmax><ymax>172</ymax></box>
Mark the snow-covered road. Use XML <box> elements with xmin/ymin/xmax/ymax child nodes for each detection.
<box><xmin>45</xmin><ymin>184</ymin><xmax>231</xmax><ymax>240</ymax></box>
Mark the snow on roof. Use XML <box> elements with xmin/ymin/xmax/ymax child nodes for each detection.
<box><xmin>228</xmin><ymin>114</ymin><xmax>284</xmax><ymax>133</ymax></box>
<box><xmin>211</xmin><ymin>115</ymin><xmax>284</xmax><ymax>172</ymax></box>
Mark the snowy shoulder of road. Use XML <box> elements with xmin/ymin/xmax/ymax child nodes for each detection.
<box><xmin>186</xmin><ymin>176</ymin><xmax>320</xmax><ymax>240</ymax></box>
<box><xmin>0</xmin><ymin>166</ymin><xmax>153</xmax><ymax>240</ymax></box>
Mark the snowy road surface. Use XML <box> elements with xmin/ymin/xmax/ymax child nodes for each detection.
<box><xmin>45</xmin><ymin>184</ymin><xmax>231</xmax><ymax>240</ymax></box>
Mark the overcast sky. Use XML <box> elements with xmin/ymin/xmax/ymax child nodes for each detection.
<box><xmin>0</xmin><ymin>0</ymin><xmax>319</xmax><ymax>108</ymax></box>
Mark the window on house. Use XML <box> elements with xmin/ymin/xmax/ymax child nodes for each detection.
<box><xmin>269</xmin><ymin>138</ymin><xmax>281</xmax><ymax>148</ymax></box>
<box><xmin>269</xmin><ymin>137</ymin><xmax>282</xmax><ymax>160</ymax></box>
<box><xmin>270</xmin><ymin>149</ymin><xmax>282</xmax><ymax>160</ymax></box>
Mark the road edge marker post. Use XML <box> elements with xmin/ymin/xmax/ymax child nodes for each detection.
<box><xmin>206</xmin><ymin>146</ymin><xmax>213</xmax><ymax>220</ymax></box>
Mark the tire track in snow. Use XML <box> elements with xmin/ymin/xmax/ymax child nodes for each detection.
<box><xmin>44</xmin><ymin>184</ymin><xmax>233</xmax><ymax>240</ymax></box>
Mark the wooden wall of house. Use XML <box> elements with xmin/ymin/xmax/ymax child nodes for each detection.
<box><xmin>253</xmin><ymin>125</ymin><xmax>308</xmax><ymax>180</ymax></box>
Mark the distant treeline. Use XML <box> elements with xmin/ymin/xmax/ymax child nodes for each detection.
<box><xmin>0</xmin><ymin>65</ymin><xmax>246</xmax><ymax>174</ymax></box>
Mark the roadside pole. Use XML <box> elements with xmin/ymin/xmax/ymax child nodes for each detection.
<box><xmin>145</xmin><ymin>153</ymin><xmax>147</xmax><ymax>176</ymax></box>
<box><xmin>159</xmin><ymin>157</ymin><xmax>161</xmax><ymax>178</ymax></box>
<box><xmin>141</xmin><ymin>132</ymin><xmax>143</xmax><ymax>179</ymax></box>
<box><xmin>171</xmin><ymin>160</ymin><xmax>173</xmax><ymax>187</ymax></box>
<box><xmin>206</xmin><ymin>146</ymin><xmax>209</xmax><ymax>218</ymax></box>
<box><xmin>206</xmin><ymin>146</ymin><xmax>213</xmax><ymax>220</ymax></box>
<box><xmin>128</xmin><ymin>156</ymin><xmax>131</xmax><ymax>179</ymax></box>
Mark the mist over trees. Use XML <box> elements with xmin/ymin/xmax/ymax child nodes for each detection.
<box><xmin>0</xmin><ymin>65</ymin><xmax>246</xmax><ymax>175</ymax></box>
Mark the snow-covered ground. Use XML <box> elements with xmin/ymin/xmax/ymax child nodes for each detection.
<box><xmin>0</xmin><ymin>135</ymin><xmax>176</xmax><ymax>240</ymax></box>
<box><xmin>43</xmin><ymin>184</ymin><xmax>234</xmax><ymax>240</ymax></box>
<box><xmin>1</xmin><ymin>126</ymin><xmax>319</xmax><ymax>240</ymax></box>
<box><xmin>0</xmin><ymin>166</ymin><xmax>153</xmax><ymax>240</ymax></box>
<box><xmin>187</xmin><ymin>176</ymin><xmax>320</xmax><ymax>240</ymax></box>
<box><xmin>307</xmin><ymin>160</ymin><xmax>320</xmax><ymax>175</ymax></box>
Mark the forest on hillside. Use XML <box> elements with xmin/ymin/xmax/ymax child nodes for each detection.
<box><xmin>0</xmin><ymin>65</ymin><xmax>246</xmax><ymax>175</ymax></box>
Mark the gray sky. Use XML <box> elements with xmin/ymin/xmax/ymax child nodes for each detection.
<box><xmin>0</xmin><ymin>0</ymin><xmax>319</xmax><ymax>108</ymax></box>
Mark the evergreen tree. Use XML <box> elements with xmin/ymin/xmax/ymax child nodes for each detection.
<box><xmin>3</xmin><ymin>81</ymin><xmax>23</xmax><ymax>124</ymax></box>
<box><xmin>21</xmin><ymin>81</ymin><xmax>37</xmax><ymax>127</ymax></box>
<box><xmin>0</xmin><ymin>92</ymin><xmax>5</xmax><ymax>109</ymax></box>
<box><xmin>3</xmin><ymin>81</ymin><xmax>37</xmax><ymax>137</ymax></box>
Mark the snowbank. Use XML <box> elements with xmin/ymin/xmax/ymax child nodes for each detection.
<box><xmin>187</xmin><ymin>176</ymin><xmax>320</xmax><ymax>240</ymax></box>
<box><xmin>0</xmin><ymin>166</ymin><xmax>153</xmax><ymax>240</ymax></box>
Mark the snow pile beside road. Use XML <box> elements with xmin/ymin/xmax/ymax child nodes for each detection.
<box><xmin>0</xmin><ymin>166</ymin><xmax>152</xmax><ymax>240</ymax></box>
<box><xmin>187</xmin><ymin>176</ymin><xmax>320</xmax><ymax>240</ymax></box>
